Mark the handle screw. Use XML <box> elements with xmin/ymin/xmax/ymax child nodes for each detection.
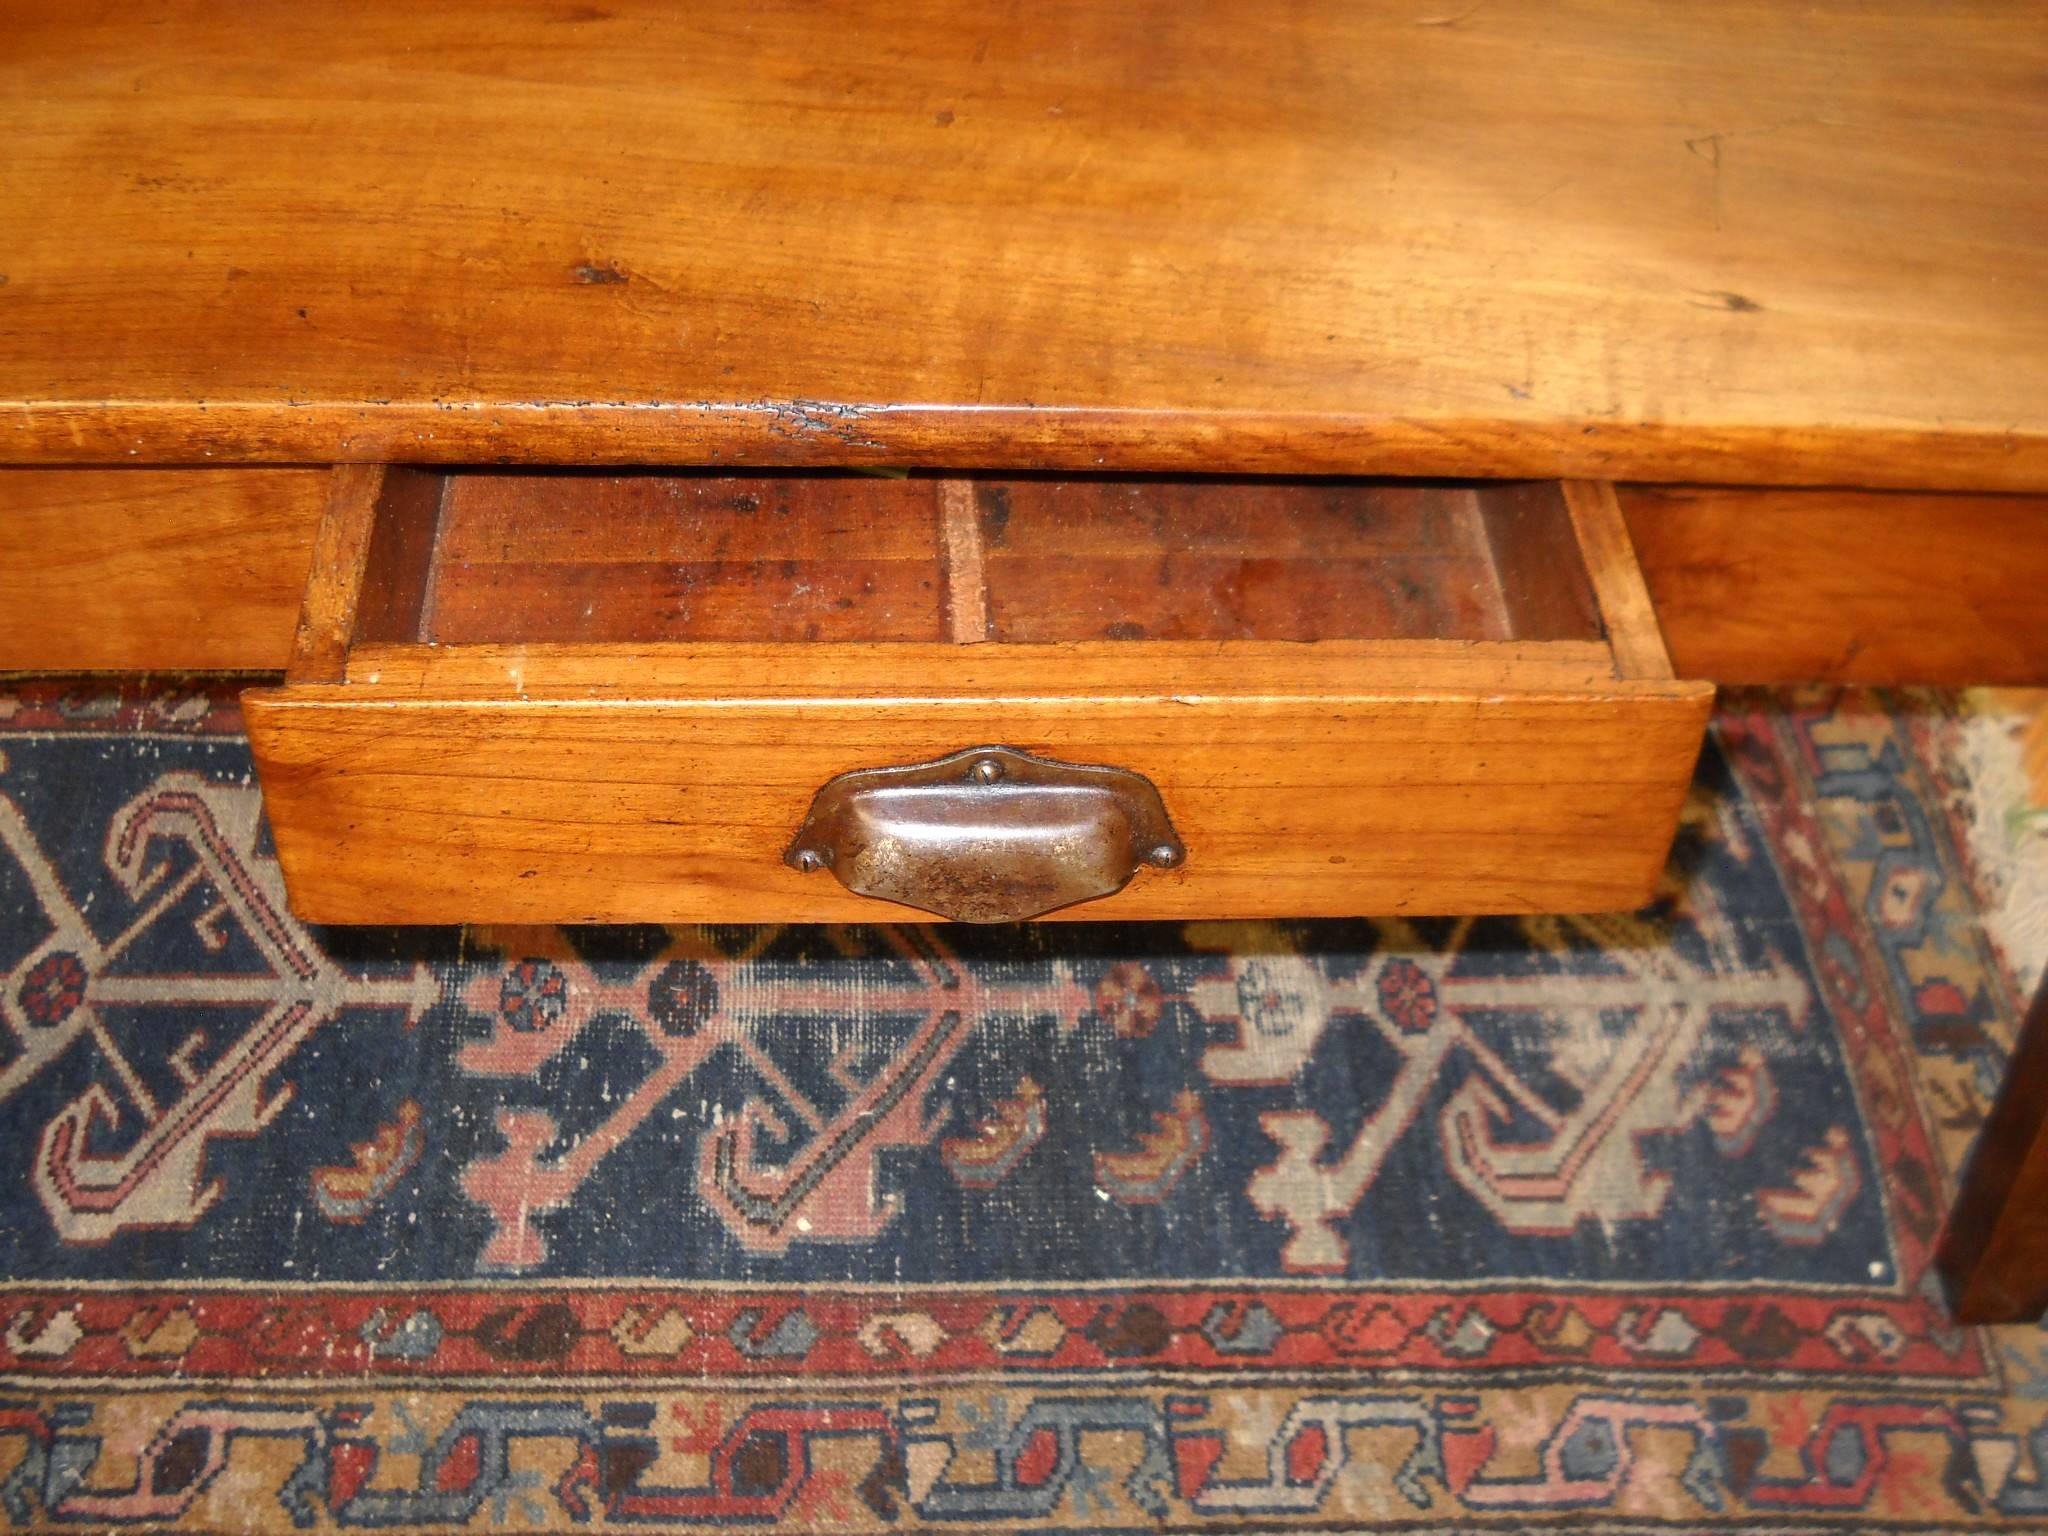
<box><xmin>1149</xmin><ymin>844</ymin><xmax>1183</xmax><ymax>868</ymax></box>
<box><xmin>971</xmin><ymin>757</ymin><xmax>1005</xmax><ymax>783</ymax></box>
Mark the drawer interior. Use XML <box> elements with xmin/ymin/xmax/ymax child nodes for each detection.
<box><xmin>343</xmin><ymin>470</ymin><xmax>1609</xmax><ymax>653</ymax></box>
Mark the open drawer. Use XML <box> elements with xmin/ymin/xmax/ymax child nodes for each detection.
<box><xmin>243</xmin><ymin>469</ymin><xmax>1712</xmax><ymax>924</ymax></box>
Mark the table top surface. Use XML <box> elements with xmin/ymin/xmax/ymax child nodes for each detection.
<box><xmin>4</xmin><ymin>0</ymin><xmax>2046</xmax><ymax>487</ymax></box>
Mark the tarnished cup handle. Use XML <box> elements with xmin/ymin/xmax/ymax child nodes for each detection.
<box><xmin>784</xmin><ymin>745</ymin><xmax>1184</xmax><ymax>923</ymax></box>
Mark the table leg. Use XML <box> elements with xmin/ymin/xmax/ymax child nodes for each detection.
<box><xmin>1937</xmin><ymin>968</ymin><xmax>2048</xmax><ymax>1322</ymax></box>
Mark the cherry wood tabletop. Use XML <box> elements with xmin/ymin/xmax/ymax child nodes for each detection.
<box><xmin>4</xmin><ymin>0</ymin><xmax>2045</xmax><ymax>486</ymax></box>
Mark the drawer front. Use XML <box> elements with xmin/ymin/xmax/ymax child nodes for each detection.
<box><xmin>245</xmin><ymin>681</ymin><xmax>1711</xmax><ymax>924</ymax></box>
<box><xmin>244</xmin><ymin>468</ymin><xmax>1713</xmax><ymax>924</ymax></box>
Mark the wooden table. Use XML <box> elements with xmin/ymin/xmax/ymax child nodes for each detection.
<box><xmin>5</xmin><ymin>0</ymin><xmax>2047</xmax><ymax>483</ymax></box>
<box><xmin>2</xmin><ymin>0</ymin><xmax>2045</xmax><ymax>1315</ymax></box>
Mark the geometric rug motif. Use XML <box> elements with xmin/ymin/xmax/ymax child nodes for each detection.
<box><xmin>0</xmin><ymin>678</ymin><xmax>2044</xmax><ymax>1530</ymax></box>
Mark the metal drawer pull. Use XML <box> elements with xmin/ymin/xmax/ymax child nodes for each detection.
<box><xmin>785</xmin><ymin>746</ymin><xmax>1184</xmax><ymax>923</ymax></box>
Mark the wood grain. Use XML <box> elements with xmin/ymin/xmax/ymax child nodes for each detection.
<box><xmin>427</xmin><ymin>473</ymin><xmax>946</xmax><ymax>644</ymax></box>
<box><xmin>1563</xmin><ymin>480</ymin><xmax>1675</xmax><ymax>680</ymax></box>
<box><xmin>0</xmin><ymin>467</ymin><xmax>325</xmax><ymax>671</ymax></box>
<box><xmin>1937</xmin><ymin>970</ymin><xmax>2048</xmax><ymax>1323</ymax></box>
<box><xmin>937</xmin><ymin>479</ymin><xmax>988</xmax><ymax>643</ymax></box>
<box><xmin>407</xmin><ymin>471</ymin><xmax>1588</xmax><ymax>647</ymax></box>
<box><xmin>972</xmin><ymin>479</ymin><xmax>1527</xmax><ymax>643</ymax></box>
<box><xmin>244</xmin><ymin>682</ymin><xmax>1713</xmax><ymax>924</ymax></box>
<box><xmin>339</xmin><ymin>640</ymin><xmax>1630</xmax><ymax>697</ymax></box>
<box><xmin>438</xmin><ymin>473</ymin><xmax>943</xmax><ymax>566</ymax></box>
<box><xmin>1476</xmin><ymin>481</ymin><xmax>1603</xmax><ymax>643</ymax></box>
<box><xmin>4</xmin><ymin>2</ymin><xmax>2046</xmax><ymax>487</ymax></box>
<box><xmin>1621</xmin><ymin>485</ymin><xmax>2048</xmax><ymax>685</ymax></box>
<box><xmin>286</xmin><ymin>465</ymin><xmax>388</xmax><ymax>682</ymax></box>
<box><xmin>353</xmin><ymin>467</ymin><xmax>448</xmax><ymax>646</ymax></box>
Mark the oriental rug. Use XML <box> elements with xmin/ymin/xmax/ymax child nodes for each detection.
<box><xmin>0</xmin><ymin>679</ymin><xmax>2044</xmax><ymax>1531</ymax></box>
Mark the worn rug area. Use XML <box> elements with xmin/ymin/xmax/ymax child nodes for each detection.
<box><xmin>0</xmin><ymin>680</ymin><xmax>2045</xmax><ymax>1531</ymax></box>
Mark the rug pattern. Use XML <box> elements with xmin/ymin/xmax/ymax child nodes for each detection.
<box><xmin>0</xmin><ymin>679</ymin><xmax>2044</xmax><ymax>1530</ymax></box>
